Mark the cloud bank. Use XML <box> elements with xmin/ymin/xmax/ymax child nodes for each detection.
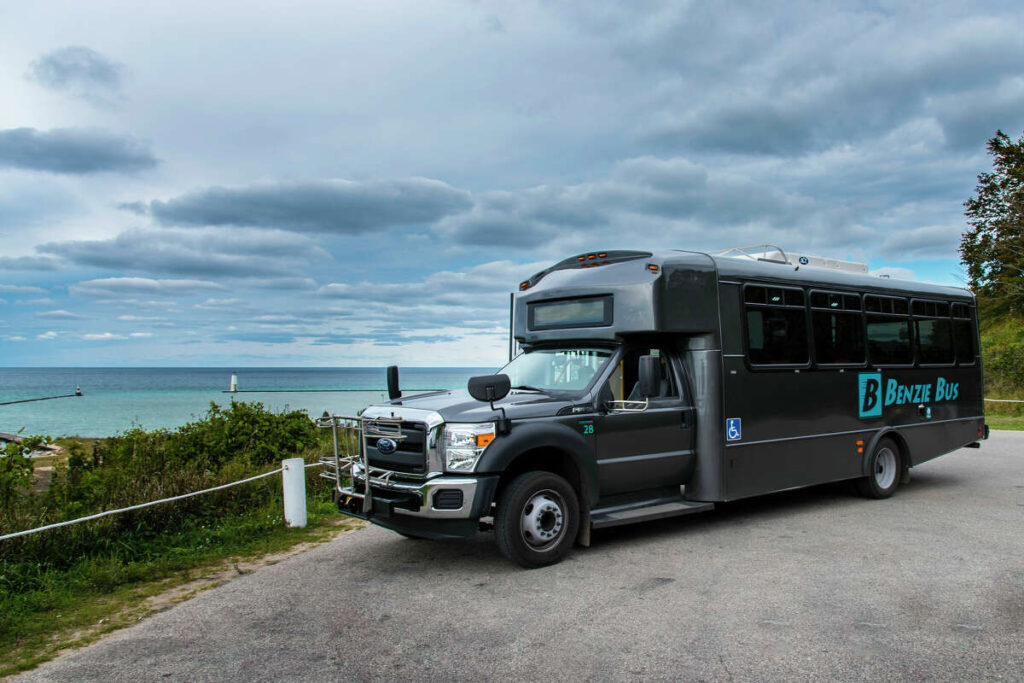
<box><xmin>0</xmin><ymin>128</ymin><xmax>157</xmax><ymax>174</ymax></box>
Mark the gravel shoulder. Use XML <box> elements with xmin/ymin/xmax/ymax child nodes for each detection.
<box><xmin>14</xmin><ymin>433</ymin><xmax>1024</xmax><ymax>682</ymax></box>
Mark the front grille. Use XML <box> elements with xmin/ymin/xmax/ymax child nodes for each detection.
<box><xmin>364</xmin><ymin>421</ymin><xmax>427</xmax><ymax>474</ymax></box>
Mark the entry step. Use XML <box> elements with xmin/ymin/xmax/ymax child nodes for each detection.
<box><xmin>591</xmin><ymin>498</ymin><xmax>714</xmax><ymax>529</ymax></box>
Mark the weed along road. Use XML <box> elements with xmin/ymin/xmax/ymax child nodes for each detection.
<box><xmin>17</xmin><ymin>434</ymin><xmax>1024</xmax><ymax>682</ymax></box>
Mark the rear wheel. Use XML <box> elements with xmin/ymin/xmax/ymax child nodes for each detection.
<box><xmin>495</xmin><ymin>471</ymin><xmax>579</xmax><ymax>568</ymax></box>
<box><xmin>856</xmin><ymin>438</ymin><xmax>902</xmax><ymax>499</ymax></box>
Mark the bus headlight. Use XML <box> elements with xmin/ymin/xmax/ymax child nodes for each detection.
<box><xmin>442</xmin><ymin>423</ymin><xmax>496</xmax><ymax>472</ymax></box>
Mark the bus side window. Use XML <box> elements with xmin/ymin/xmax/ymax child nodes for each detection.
<box><xmin>744</xmin><ymin>285</ymin><xmax>808</xmax><ymax>366</ymax></box>
<box><xmin>952</xmin><ymin>303</ymin><xmax>976</xmax><ymax>365</ymax></box>
<box><xmin>913</xmin><ymin>299</ymin><xmax>954</xmax><ymax>366</ymax></box>
<box><xmin>810</xmin><ymin>290</ymin><xmax>864</xmax><ymax>365</ymax></box>
<box><xmin>865</xmin><ymin>295</ymin><xmax>912</xmax><ymax>366</ymax></box>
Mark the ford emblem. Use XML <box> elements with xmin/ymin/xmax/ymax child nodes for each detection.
<box><xmin>376</xmin><ymin>438</ymin><xmax>397</xmax><ymax>455</ymax></box>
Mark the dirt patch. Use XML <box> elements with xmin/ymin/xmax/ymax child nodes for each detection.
<box><xmin>31</xmin><ymin>466</ymin><xmax>54</xmax><ymax>494</ymax></box>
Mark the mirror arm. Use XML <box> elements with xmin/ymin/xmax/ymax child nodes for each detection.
<box><xmin>491</xmin><ymin>400</ymin><xmax>512</xmax><ymax>434</ymax></box>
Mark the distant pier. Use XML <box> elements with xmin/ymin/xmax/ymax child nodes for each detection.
<box><xmin>0</xmin><ymin>387</ymin><xmax>83</xmax><ymax>406</ymax></box>
<box><xmin>221</xmin><ymin>389</ymin><xmax>444</xmax><ymax>394</ymax></box>
<box><xmin>221</xmin><ymin>372</ymin><xmax>440</xmax><ymax>394</ymax></box>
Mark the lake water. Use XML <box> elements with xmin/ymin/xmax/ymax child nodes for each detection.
<box><xmin>0</xmin><ymin>367</ymin><xmax>492</xmax><ymax>437</ymax></box>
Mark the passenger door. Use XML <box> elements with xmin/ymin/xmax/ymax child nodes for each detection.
<box><xmin>594</xmin><ymin>348</ymin><xmax>696</xmax><ymax>496</ymax></box>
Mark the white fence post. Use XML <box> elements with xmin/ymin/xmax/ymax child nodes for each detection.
<box><xmin>282</xmin><ymin>457</ymin><xmax>307</xmax><ymax>528</ymax></box>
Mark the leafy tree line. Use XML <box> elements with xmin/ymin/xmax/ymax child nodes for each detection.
<box><xmin>961</xmin><ymin>130</ymin><xmax>1024</xmax><ymax>314</ymax></box>
<box><xmin>960</xmin><ymin>129</ymin><xmax>1024</xmax><ymax>397</ymax></box>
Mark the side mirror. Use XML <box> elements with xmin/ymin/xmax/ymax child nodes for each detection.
<box><xmin>386</xmin><ymin>365</ymin><xmax>401</xmax><ymax>400</ymax></box>
<box><xmin>637</xmin><ymin>355</ymin><xmax>661</xmax><ymax>399</ymax></box>
<box><xmin>468</xmin><ymin>374</ymin><xmax>511</xmax><ymax>403</ymax></box>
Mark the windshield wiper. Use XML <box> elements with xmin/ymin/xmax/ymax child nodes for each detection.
<box><xmin>510</xmin><ymin>384</ymin><xmax>545</xmax><ymax>392</ymax></box>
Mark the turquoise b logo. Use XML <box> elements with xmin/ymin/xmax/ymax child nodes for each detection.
<box><xmin>858</xmin><ymin>372</ymin><xmax>882</xmax><ymax>418</ymax></box>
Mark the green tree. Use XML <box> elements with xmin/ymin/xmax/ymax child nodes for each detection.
<box><xmin>961</xmin><ymin>130</ymin><xmax>1024</xmax><ymax>313</ymax></box>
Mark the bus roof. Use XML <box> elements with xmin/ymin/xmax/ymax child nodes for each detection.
<box><xmin>701</xmin><ymin>250</ymin><xmax>973</xmax><ymax>301</ymax></box>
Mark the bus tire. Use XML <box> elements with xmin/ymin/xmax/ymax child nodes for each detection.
<box><xmin>495</xmin><ymin>471</ymin><xmax>579</xmax><ymax>568</ymax></box>
<box><xmin>856</xmin><ymin>438</ymin><xmax>901</xmax><ymax>499</ymax></box>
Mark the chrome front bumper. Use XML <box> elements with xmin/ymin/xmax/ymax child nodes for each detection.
<box><xmin>338</xmin><ymin>469</ymin><xmax>483</xmax><ymax>520</ymax></box>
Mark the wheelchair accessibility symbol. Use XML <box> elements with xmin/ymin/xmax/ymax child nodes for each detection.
<box><xmin>726</xmin><ymin>418</ymin><xmax>742</xmax><ymax>441</ymax></box>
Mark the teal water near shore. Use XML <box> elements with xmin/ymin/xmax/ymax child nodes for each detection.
<box><xmin>0</xmin><ymin>367</ymin><xmax>492</xmax><ymax>437</ymax></box>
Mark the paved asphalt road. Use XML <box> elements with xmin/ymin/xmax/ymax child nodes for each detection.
<box><xmin>16</xmin><ymin>433</ymin><xmax>1024</xmax><ymax>682</ymax></box>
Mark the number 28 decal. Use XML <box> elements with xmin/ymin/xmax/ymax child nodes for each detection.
<box><xmin>583</xmin><ymin>424</ymin><xmax>594</xmax><ymax>435</ymax></box>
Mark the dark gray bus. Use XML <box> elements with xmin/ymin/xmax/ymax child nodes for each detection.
<box><xmin>328</xmin><ymin>246</ymin><xmax>986</xmax><ymax>567</ymax></box>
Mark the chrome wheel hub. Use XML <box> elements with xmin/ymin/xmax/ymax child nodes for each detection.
<box><xmin>874</xmin><ymin>447</ymin><xmax>897</xmax><ymax>489</ymax></box>
<box><xmin>520</xmin><ymin>490</ymin><xmax>565</xmax><ymax>550</ymax></box>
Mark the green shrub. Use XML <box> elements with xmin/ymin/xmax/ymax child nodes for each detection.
<box><xmin>0</xmin><ymin>401</ymin><xmax>333</xmax><ymax>589</ymax></box>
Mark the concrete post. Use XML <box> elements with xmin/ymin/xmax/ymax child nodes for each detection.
<box><xmin>282</xmin><ymin>457</ymin><xmax>307</xmax><ymax>528</ymax></box>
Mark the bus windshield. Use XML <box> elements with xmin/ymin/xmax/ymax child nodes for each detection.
<box><xmin>499</xmin><ymin>347</ymin><xmax>613</xmax><ymax>394</ymax></box>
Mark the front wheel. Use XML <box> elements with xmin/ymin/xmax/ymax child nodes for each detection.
<box><xmin>855</xmin><ymin>438</ymin><xmax>902</xmax><ymax>499</ymax></box>
<box><xmin>495</xmin><ymin>471</ymin><xmax>580</xmax><ymax>568</ymax></box>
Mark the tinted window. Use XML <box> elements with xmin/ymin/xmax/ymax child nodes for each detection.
<box><xmin>953</xmin><ymin>320</ymin><xmax>976</xmax><ymax>365</ymax></box>
<box><xmin>915</xmin><ymin>318</ymin><xmax>954</xmax><ymax>364</ymax></box>
<box><xmin>811</xmin><ymin>291</ymin><xmax>859</xmax><ymax>311</ymax></box>
<box><xmin>865</xmin><ymin>296</ymin><xmax>885</xmax><ymax>313</ymax></box>
<box><xmin>952</xmin><ymin>303</ymin><xmax>973</xmax><ymax>319</ymax></box>
<box><xmin>813</xmin><ymin>311</ymin><xmax>865</xmax><ymax>364</ymax></box>
<box><xmin>865</xmin><ymin>295</ymin><xmax>907</xmax><ymax>314</ymax></box>
<box><xmin>867</xmin><ymin>317</ymin><xmax>913</xmax><ymax>365</ymax></box>
<box><xmin>747</xmin><ymin>308</ymin><xmax>808</xmax><ymax>365</ymax></box>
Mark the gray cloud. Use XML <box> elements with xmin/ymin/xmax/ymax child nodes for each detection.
<box><xmin>318</xmin><ymin>260</ymin><xmax>543</xmax><ymax>305</ymax></box>
<box><xmin>880</xmin><ymin>224</ymin><xmax>963</xmax><ymax>260</ymax></box>
<box><xmin>70</xmin><ymin>277</ymin><xmax>227</xmax><ymax>298</ymax></box>
<box><xmin>0</xmin><ymin>255</ymin><xmax>61</xmax><ymax>271</ymax></box>
<box><xmin>616</xmin><ymin>7</ymin><xmax>1024</xmax><ymax>154</ymax></box>
<box><xmin>312</xmin><ymin>260</ymin><xmax>544</xmax><ymax>334</ymax></box>
<box><xmin>40</xmin><ymin>227</ymin><xmax>329</xmax><ymax>277</ymax></box>
<box><xmin>434</xmin><ymin>156</ymin><xmax>822</xmax><ymax>249</ymax></box>
<box><xmin>116</xmin><ymin>201</ymin><xmax>148</xmax><ymax>215</ymax></box>
<box><xmin>26</xmin><ymin>46</ymin><xmax>125</xmax><ymax>105</ymax></box>
<box><xmin>147</xmin><ymin>178</ymin><xmax>471</xmax><ymax>233</ymax></box>
<box><xmin>0</xmin><ymin>128</ymin><xmax>157</xmax><ymax>174</ymax></box>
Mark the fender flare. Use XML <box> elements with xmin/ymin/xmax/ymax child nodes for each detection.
<box><xmin>475</xmin><ymin>420</ymin><xmax>599</xmax><ymax>507</ymax></box>
<box><xmin>861</xmin><ymin>428</ymin><xmax>910</xmax><ymax>477</ymax></box>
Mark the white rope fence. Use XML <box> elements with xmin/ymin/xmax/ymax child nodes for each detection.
<box><xmin>0</xmin><ymin>460</ymin><xmax>327</xmax><ymax>542</ymax></box>
<box><xmin>985</xmin><ymin>398</ymin><xmax>1024</xmax><ymax>403</ymax></box>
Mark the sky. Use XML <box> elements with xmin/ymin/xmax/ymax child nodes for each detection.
<box><xmin>1</xmin><ymin>0</ymin><xmax>1022</xmax><ymax>367</ymax></box>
